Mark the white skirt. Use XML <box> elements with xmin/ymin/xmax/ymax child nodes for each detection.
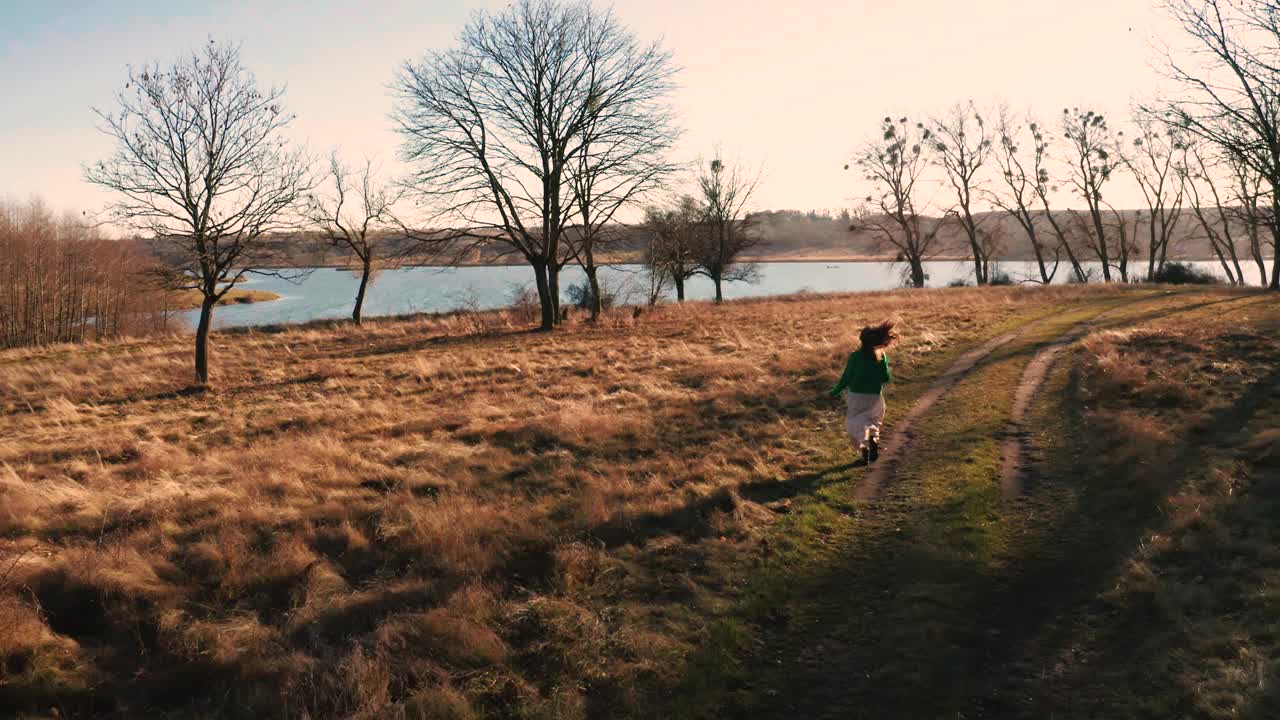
<box><xmin>845</xmin><ymin>391</ymin><xmax>886</xmax><ymax>448</ymax></box>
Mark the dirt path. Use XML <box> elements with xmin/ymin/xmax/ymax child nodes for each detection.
<box><xmin>709</xmin><ymin>290</ymin><xmax>1265</xmax><ymax>720</ymax></box>
<box><xmin>854</xmin><ymin>315</ymin><xmax>1059</xmax><ymax>501</ymax></box>
<box><xmin>998</xmin><ymin>305</ymin><xmax>1127</xmax><ymax>497</ymax></box>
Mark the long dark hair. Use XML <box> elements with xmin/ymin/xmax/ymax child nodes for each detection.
<box><xmin>859</xmin><ymin>320</ymin><xmax>898</xmax><ymax>360</ymax></box>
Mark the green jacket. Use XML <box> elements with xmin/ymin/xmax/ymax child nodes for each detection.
<box><xmin>830</xmin><ymin>351</ymin><xmax>891</xmax><ymax>397</ymax></box>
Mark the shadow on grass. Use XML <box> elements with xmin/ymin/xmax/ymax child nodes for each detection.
<box><xmin>670</xmin><ymin>295</ymin><xmax>1280</xmax><ymax>720</ymax></box>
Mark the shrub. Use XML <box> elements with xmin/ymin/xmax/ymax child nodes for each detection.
<box><xmin>566</xmin><ymin>279</ymin><xmax>615</xmax><ymax>311</ymax></box>
<box><xmin>989</xmin><ymin>269</ymin><xmax>1016</xmax><ymax>286</ymax></box>
<box><xmin>1152</xmin><ymin>262</ymin><xmax>1220</xmax><ymax>285</ymax></box>
<box><xmin>507</xmin><ymin>284</ymin><xmax>542</xmax><ymax>322</ymax></box>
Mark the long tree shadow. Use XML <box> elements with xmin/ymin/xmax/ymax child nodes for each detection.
<box><xmin>981</xmin><ymin>345</ymin><xmax>1280</xmax><ymax>718</ymax></box>
<box><xmin>690</xmin><ymin>300</ymin><xmax>1280</xmax><ymax>720</ymax></box>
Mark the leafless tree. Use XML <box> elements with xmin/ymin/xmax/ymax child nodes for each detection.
<box><xmin>85</xmin><ymin>41</ymin><xmax>312</xmax><ymax>386</ymax></box>
<box><xmin>1226</xmin><ymin>149</ymin><xmax>1273</xmax><ymax>284</ymax></box>
<box><xmin>566</xmin><ymin>74</ymin><xmax>679</xmax><ymax>321</ymax></box>
<box><xmin>0</xmin><ymin>199</ymin><xmax>170</xmax><ymax>348</ymax></box>
<box><xmin>1104</xmin><ymin>204</ymin><xmax>1140</xmax><ymax>282</ymax></box>
<box><xmin>1162</xmin><ymin>0</ymin><xmax>1280</xmax><ymax>288</ymax></box>
<box><xmin>640</xmin><ymin>243</ymin><xmax>672</xmax><ymax>307</ymax></box>
<box><xmin>852</xmin><ymin>116</ymin><xmax>945</xmax><ymax>288</ymax></box>
<box><xmin>643</xmin><ymin>195</ymin><xmax>702</xmax><ymax>301</ymax></box>
<box><xmin>393</xmin><ymin>0</ymin><xmax>679</xmax><ymax>329</ymax></box>
<box><xmin>1180</xmin><ymin>139</ymin><xmax>1247</xmax><ymax>284</ymax></box>
<box><xmin>1116</xmin><ymin>115</ymin><xmax>1187</xmax><ymax>279</ymax></box>
<box><xmin>990</xmin><ymin>111</ymin><xmax>1059</xmax><ymax>284</ymax></box>
<box><xmin>693</xmin><ymin>151</ymin><xmax>761</xmax><ymax>302</ymax></box>
<box><xmin>1061</xmin><ymin>108</ymin><xmax>1119</xmax><ymax>281</ymax></box>
<box><xmin>1017</xmin><ymin>117</ymin><xmax>1091</xmax><ymax>283</ymax></box>
<box><xmin>305</xmin><ymin>153</ymin><xmax>404</xmax><ymax>324</ymax></box>
<box><xmin>931</xmin><ymin>101</ymin><xmax>995</xmax><ymax>284</ymax></box>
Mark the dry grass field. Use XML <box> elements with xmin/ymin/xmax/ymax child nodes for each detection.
<box><xmin>2</xmin><ymin>283</ymin><xmax>1277</xmax><ymax>719</ymax></box>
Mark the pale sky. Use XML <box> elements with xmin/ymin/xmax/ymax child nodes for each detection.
<box><xmin>1</xmin><ymin>0</ymin><xmax>1182</xmax><ymax>219</ymax></box>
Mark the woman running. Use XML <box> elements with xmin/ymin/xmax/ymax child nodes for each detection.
<box><xmin>829</xmin><ymin>321</ymin><xmax>898</xmax><ymax>464</ymax></box>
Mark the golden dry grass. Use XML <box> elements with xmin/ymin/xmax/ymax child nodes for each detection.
<box><xmin>0</xmin><ymin>284</ymin><xmax>1125</xmax><ymax>718</ymax></box>
<box><xmin>995</xmin><ymin>292</ymin><xmax>1280</xmax><ymax>719</ymax></box>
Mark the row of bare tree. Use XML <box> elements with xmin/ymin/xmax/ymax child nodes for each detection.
<box><xmin>70</xmin><ymin>0</ymin><xmax>1280</xmax><ymax>386</ymax></box>
<box><xmin>853</xmin><ymin>104</ymin><xmax>1275</xmax><ymax>288</ymax></box>
<box><xmin>0</xmin><ymin>199</ymin><xmax>172</xmax><ymax>348</ymax></box>
<box><xmin>81</xmin><ymin>1</ymin><xmax>695</xmax><ymax>385</ymax></box>
<box><xmin>854</xmin><ymin>0</ymin><xmax>1280</xmax><ymax>289</ymax></box>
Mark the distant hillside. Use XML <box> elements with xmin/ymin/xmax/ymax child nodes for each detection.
<box><xmin>141</xmin><ymin>207</ymin><xmax>1254</xmax><ymax>270</ymax></box>
<box><xmin>747</xmin><ymin>208</ymin><xmax>1243</xmax><ymax>263</ymax></box>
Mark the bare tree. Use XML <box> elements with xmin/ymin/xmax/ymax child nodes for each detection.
<box><xmin>1062</xmin><ymin>108</ymin><xmax>1119</xmax><ymax>282</ymax></box>
<box><xmin>1181</xmin><ymin>139</ymin><xmax>1246</xmax><ymax>284</ymax></box>
<box><xmin>0</xmin><ymin>199</ymin><xmax>170</xmax><ymax>348</ymax></box>
<box><xmin>643</xmin><ymin>195</ymin><xmax>701</xmax><ymax>301</ymax></box>
<box><xmin>566</xmin><ymin>71</ymin><xmax>679</xmax><ymax>321</ymax></box>
<box><xmin>306</xmin><ymin>153</ymin><xmax>403</xmax><ymax>324</ymax></box>
<box><xmin>1018</xmin><ymin>117</ymin><xmax>1090</xmax><ymax>283</ymax></box>
<box><xmin>852</xmin><ymin>116</ymin><xmax>944</xmax><ymax>288</ymax></box>
<box><xmin>85</xmin><ymin>41</ymin><xmax>311</xmax><ymax>386</ymax></box>
<box><xmin>1226</xmin><ymin>149</ymin><xmax>1272</xmax><ymax>285</ymax></box>
<box><xmin>1116</xmin><ymin>115</ymin><xmax>1187</xmax><ymax>279</ymax></box>
<box><xmin>990</xmin><ymin>112</ymin><xmax>1059</xmax><ymax>284</ymax></box>
<box><xmin>931</xmin><ymin>101</ymin><xmax>995</xmax><ymax>284</ymax></box>
<box><xmin>393</xmin><ymin>0</ymin><xmax>679</xmax><ymax>329</ymax></box>
<box><xmin>1104</xmin><ymin>203</ymin><xmax>1140</xmax><ymax>282</ymax></box>
<box><xmin>640</xmin><ymin>242</ymin><xmax>672</xmax><ymax>307</ymax></box>
<box><xmin>693</xmin><ymin>151</ymin><xmax>761</xmax><ymax>302</ymax></box>
<box><xmin>1162</xmin><ymin>0</ymin><xmax>1280</xmax><ymax>288</ymax></box>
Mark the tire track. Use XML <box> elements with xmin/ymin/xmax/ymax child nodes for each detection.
<box><xmin>998</xmin><ymin>292</ymin><xmax>1264</xmax><ymax>497</ymax></box>
<box><xmin>997</xmin><ymin>308</ymin><xmax>1122</xmax><ymax>497</ymax></box>
<box><xmin>853</xmin><ymin>314</ymin><xmax>1060</xmax><ymax>501</ymax></box>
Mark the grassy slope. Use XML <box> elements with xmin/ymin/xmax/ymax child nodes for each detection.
<box><xmin>679</xmin><ymin>287</ymin><xmax>1280</xmax><ymax>720</ymax></box>
<box><xmin>0</xmin><ymin>285</ymin><xmax>1111</xmax><ymax>719</ymax></box>
<box><xmin>3</xmin><ymin>285</ymin><xmax>1276</xmax><ymax>719</ymax></box>
<box><xmin>995</xmin><ymin>292</ymin><xmax>1280</xmax><ymax>719</ymax></box>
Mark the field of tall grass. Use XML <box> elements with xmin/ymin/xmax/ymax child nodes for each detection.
<box><xmin>0</xmin><ymin>285</ymin><xmax>1122</xmax><ymax>718</ymax></box>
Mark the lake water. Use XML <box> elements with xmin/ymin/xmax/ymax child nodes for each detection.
<box><xmin>191</xmin><ymin>259</ymin><xmax>1252</xmax><ymax>329</ymax></box>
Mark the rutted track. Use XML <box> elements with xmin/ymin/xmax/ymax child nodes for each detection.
<box><xmin>853</xmin><ymin>314</ymin><xmax>1059</xmax><ymax>501</ymax></box>
<box><xmin>998</xmin><ymin>305</ymin><xmax>1127</xmax><ymax>497</ymax></box>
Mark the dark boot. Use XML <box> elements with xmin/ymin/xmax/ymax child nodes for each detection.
<box><xmin>868</xmin><ymin>438</ymin><xmax>879</xmax><ymax>463</ymax></box>
<box><xmin>861</xmin><ymin>445</ymin><xmax>870</xmax><ymax>465</ymax></box>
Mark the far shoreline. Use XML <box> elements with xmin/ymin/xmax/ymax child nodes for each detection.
<box><xmin>263</xmin><ymin>254</ymin><xmax>1256</xmax><ymax>270</ymax></box>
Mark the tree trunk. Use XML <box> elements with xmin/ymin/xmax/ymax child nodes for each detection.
<box><xmin>1226</xmin><ymin>243</ymin><xmax>1245</xmax><ymax>287</ymax></box>
<box><xmin>1089</xmin><ymin>207</ymin><xmax>1112</xmax><ymax>282</ymax></box>
<box><xmin>548</xmin><ymin>263</ymin><xmax>562</xmax><ymax>325</ymax></box>
<box><xmin>713</xmin><ymin>273</ymin><xmax>723</xmax><ymax>303</ymax></box>
<box><xmin>1030</xmin><ymin>240</ymin><xmax>1052</xmax><ymax>284</ymax></box>
<box><xmin>586</xmin><ymin>264</ymin><xmax>602</xmax><ymax>323</ymax></box>
<box><xmin>194</xmin><ymin>295</ymin><xmax>214</xmax><ymax>386</ymax></box>
<box><xmin>967</xmin><ymin>225</ymin><xmax>985</xmax><ymax>285</ymax></box>
<box><xmin>1249</xmin><ymin>229</ymin><xmax>1269</xmax><ymax>285</ymax></box>
<box><xmin>1210</xmin><ymin>242</ymin><xmax>1236</xmax><ymax>285</ymax></box>
<box><xmin>353</xmin><ymin>258</ymin><xmax>371</xmax><ymax>325</ymax></box>
<box><xmin>1271</xmin><ymin>198</ymin><xmax>1280</xmax><ymax>289</ymax></box>
<box><xmin>533</xmin><ymin>262</ymin><xmax>554</xmax><ymax>331</ymax></box>
<box><xmin>909</xmin><ymin>257</ymin><xmax>926</xmax><ymax>288</ymax></box>
<box><xmin>1047</xmin><ymin>217</ymin><xmax>1087</xmax><ymax>283</ymax></box>
<box><xmin>675</xmin><ymin>275</ymin><xmax>685</xmax><ymax>302</ymax></box>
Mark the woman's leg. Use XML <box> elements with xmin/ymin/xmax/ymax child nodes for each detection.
<box><xmin>866</xmin><ymin>394</ymin><xmax>887</xmax><ymax>443</ymax></box>
<box><xmin>845</xmin><ymin>393</ymin><xmax>877</xmax><ymax>451</ymax></box>
<box><xmin>865</xmin><ymin>394</ymin><xmax>887</xmax><ymax>462</ymax></box>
